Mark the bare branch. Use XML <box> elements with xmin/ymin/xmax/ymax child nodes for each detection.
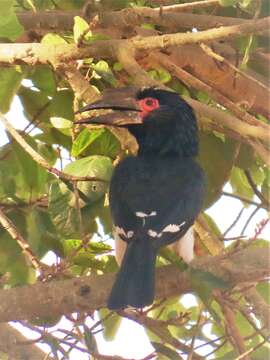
<box><xmin>220</xmin><ymin>302</ymin><xmax>250</xmax><ymax>360</ymax></box>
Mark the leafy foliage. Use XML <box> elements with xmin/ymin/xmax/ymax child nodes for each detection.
<box><xmin>0</xmin><ymin>0</ymin><xmax>269</xmax><ymax>359</ymax></box>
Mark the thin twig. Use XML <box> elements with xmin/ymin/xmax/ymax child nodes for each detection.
<box><xmin>240</xmin><ymin>207</ymin><xmax>260</xmax><ymax>236</ymax></box>
<box><xmin>0</xmin><ymin>113</ymin><xmax>107</xmax><ymax>183</ymax></box>
<box><xmin>223</xmin><ymin>206</ymin><xmax>246</xmax><ymax>237</ymax></box>
<box><xmin>218</xmin><ymin>298</ymin><xmax>250</xmax><ymax>359</ymax></box>
<box><xmin>0</xmin><ymin>208</ymin><xmax>42</xmax><ymax>271</ymax></box>
<box><xmin>235</xmin><ymin>339</ymin><xmax>268</xmax><ymax>360</ymax></box>
<box><xmin>222</xmin><ymin>191</ymin><xmax>263</xmax><ymax>208</ymax></box>
<box><xmin>244</xmin><ymin>169</ymin><xmax>269</xmax><ymax>207</ymax></box>
<box><xmin>187</xmin><ymin>308</ymin><xmax>203</xmax><ymax>360</ymax></box>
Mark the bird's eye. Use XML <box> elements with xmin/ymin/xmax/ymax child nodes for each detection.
<box><xmin>139</xmin><ymin>97</ymin><xmax>159</xmax><ymax>114</ymax></box>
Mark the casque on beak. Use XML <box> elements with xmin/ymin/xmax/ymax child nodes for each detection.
<box><xmin>75</xmin><ymin>87</ymin><xmax>143</xmax><ymax>126</ymax></box>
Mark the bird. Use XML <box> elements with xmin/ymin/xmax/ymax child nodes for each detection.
<box><xmin>76</xmin><ymin>86</ymin><xmax>206</xmax><ymax>310</ymax></box>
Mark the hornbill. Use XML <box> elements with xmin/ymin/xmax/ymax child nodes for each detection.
<box><xmin>76</xmin><ymin>87</ymin><xmax>206</xmax><ymax>310</ymax></box>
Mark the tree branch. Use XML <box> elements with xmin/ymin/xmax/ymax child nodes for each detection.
<box><xmin>0</xmin><ymin>17</ymin><xmax>269</xmax><ymax>65</ymax></box>
<box><xmin>0</xmin><ymin>246</ymin><xmax>268</xmax><ymax>323</ymax></box>
<box><xmin>155</xmin><ymin>53</ymin><xmax>269</xmax><ymax>137</ymax></box>
<box><xmin>0</xmin><ymin>323</ymin><xmax>52</xmax><ymax>360</ymax></box>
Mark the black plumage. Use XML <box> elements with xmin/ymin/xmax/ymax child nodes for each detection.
<box><xmin>77</xmin><ymin>87</ymin><xmax>206</xmax><ymax>309</ymax></box>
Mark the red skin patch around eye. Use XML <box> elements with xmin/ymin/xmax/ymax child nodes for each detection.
<box><xmin>139</xmin><ymin>97</ymin><xmax>159</xmax><ymax>118</ymax></box>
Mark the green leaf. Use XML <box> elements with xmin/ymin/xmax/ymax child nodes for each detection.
<box><xmin>26</xmin><ymin>208</ymin><xmax>62</xmax><ymax>258</ymax></box>
<box><xmin>12</xmin><ymin>136</ymin><xmax>49</xmax><ymax>200</ymax></box>
<box><xmin>73</xmin><ymin>16</ymin><xmax>92</xmax><ymax>44</ymax></box>
<box><xmin>249</xmin><ymin>164</ymin><xmax>265</xmax><ymax>186</ymax></box>
<box><xmin>50</xmin><ymin>117</ymin><xmax>73</xmax><ymax>129</ymax></box>
<box><xmin>49</xmin><ymin>161</ymin><xmax>111</xmax><ymax>237</ymax></box>
<box><xmin>113</xmin><ymin>62</ymin><xmax>123</xmax><ymax>71</ymax></box>
<box><xmin>30</xmin><ymin>66</ymin><xmax>56</xmax><ymax>96</ymax></box>
<box><xmin>198</xmin><ymin>133</ymin><xmax>239</xmax><ymax>208</ymax></box>
<box><xmin>261</xmin><ymin>168</ymin><xmax>270</xmax><ymax>203</ymax></box>
<box><xmin>81</xmin><ymin>128</ymin><xmax>121</xmax><ymax>159</ymax></box>
<box><xmin>169</xmin><ymin>79</ymin><xmax>190</xmax><ymax>97</ymax></box>
<box><xmin>49</xmin><ymin>182</ymin><xmax>94</xmax><ymax>237</ymax></box>
<box><xmin>62</xmin><ymin>239</ymin><xmax>107</xmax><ymax>268</ymax></box>
<box><xmin>63</xmin><ymin>155</ymin><xmax>113</xmax><ymax>205</ymax></box>
<box><xmin>216</xmin><ymin>350</ymin><xmax>238</xmax><ymax>360</ymax></box>
<box><xmin>235</xmin><ymin>143</ymin><xmax>255</xmax><ymax>169</ymax></box>
<box><xmin>196</xmin><ymin>90</ymin><xmax>211</xmax><ymax>104</ymax></box>
<box><xmin>19</xmin><ymin>86</ymin><xmax>51</xmax><ymax>124</ymax></box>
<box><xmin>0</xmin><ymin>66</ymin><xmax>24</xmax><ymax>113</ymax></box>
<box><xmin>49</xmin><ymin>90</ymin><xmax>74</xmax><ymax>121</ymax></box>
<box><xmin>0</xmin><ymin>1</ymin><xmax>24</xmax><ymax>40</ymax></box>
<box><xmin>71</xmin><ymin>128</ymin><xmax>106</xmax><ymax>157</ymax></box>
<box><xmin>83</xmin><ymin>325</ymin><xmax>98</xmax><ymax>352</ymax></box>
<box><xmin>256</xmin><ymin>282</ymin><xmax>270</xmax><ymax>304</ymax></box>
<box><xmin>230</xmin><ymin>166</ymin><xmax>254</xmax><ymax>202</ymax></box>
<box><xmin>41</xmin><ymin>33</ymin><xmax>67</xmax><ymax>44</ymax></box>
<box><xmin>64</xmin><ymin>155</ymin><xmax>113</xmax><ymax>181</ymax></box>
<box><xmin>37</xmin><ymin>143</ymin><xmax>58</xmax><ymax>166</ymax></box>
<box><xmin>25</xmin><ymin>0</ymin><xmax>36</xmax><ymax>11</ymax></box>
<box><xmin>148</xmin><ymin>68</ymin><xmax>171</xmax><ymax>84</ymax></box>
<box><xmin>99</xmin><ymin>308</ymin><xmax>122</xmax><ymax>341</ymax></box>
<box><xmin>92</xmin><ymin>60</ymin><xmax>118</xmax><ymax>86</ymax></box>
<box><xmin>250</xmin><ymin>345</ymin><xmax>270</xmax><ymax>360</ymax></box>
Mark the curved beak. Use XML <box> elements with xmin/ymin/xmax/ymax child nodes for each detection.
<box><xmin>75</xmin><ymin>87</ymin><xmax>143</xmax><ymax>126</ymax></box>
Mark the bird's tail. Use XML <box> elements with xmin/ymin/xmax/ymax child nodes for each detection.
<box><xmin>108</xmin><ymin>239</ymin><xmax>156</xmax><ymax>310</ymax></box>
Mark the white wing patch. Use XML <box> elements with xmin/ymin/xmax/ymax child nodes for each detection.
<box><xmin>148</xmin><ymin>221</ymin><xmax>186</xmax><ymax>238</ymax></box>
<box><xmin>169</xmin><ymin>227</ymin><xmax>194</xmax><ymax>263</ymax></box>
<box><xmin>136</xmin><ymin>211</ymin><xmax>157</xmax><ymax>218</ymax></box>
<box><xmin>115</xmin><ymin>226</ymin><xmax>134</xmax><ymax>239</ymax></box>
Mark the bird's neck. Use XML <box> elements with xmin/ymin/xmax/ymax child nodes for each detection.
<box><xmin>127</xmin><ymin>120</ymin><xmax>198</xmax><ymax>158</ymax></box>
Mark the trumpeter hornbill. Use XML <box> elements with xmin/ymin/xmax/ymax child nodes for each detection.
<box><xmin>76</xmin><ymin>87</ymin><xmax>206</xmax><ymax>310</ymax></box>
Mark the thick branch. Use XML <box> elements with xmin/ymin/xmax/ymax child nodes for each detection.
<box><xmin>98</xmin><ymin>10</ymin><xmax>245</xmax><ymax>32</ymax></box>
<box><xmin>0</xmin><ymin>247</ymin><xmax>268</xmax><ymax>323</ymax></box>
<box><xmin>0</xmin><ymin>323</ymin><xmax>52</xmax><ymax>360</ymax></box>
<box><xmin>155</xmin><ymin>53</ymin><xmax>270</xmax><ymax>140</ymax></box>
<box><xmin>0</xmin><ymin>17</ymin><xmax>269</xmax><ymax>66</ymax></box>
<box><xmin>15</xmin><ymin>1</ymin><xmax>225</xmax><ymax>33</ymax></box>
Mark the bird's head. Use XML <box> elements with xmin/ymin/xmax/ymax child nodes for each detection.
<box><xmin>76</xmin><ymin>87</ymin><xmax>199</xmax><ymax>157</ymax></box>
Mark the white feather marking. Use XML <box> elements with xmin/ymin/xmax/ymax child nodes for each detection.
<box><xmin>135</xmin><ymin>211</ymin><xmax>157</xmax><ymax>218</ymax></box>
<box><xmin>115</xmin><ymin>226</ymin><xmax>134</xmax><ymax>239</ymax></box>
<box><xmin>147</xmin><ymin>229</ymin><xmax>158</xmax><ymax>237</ymax></box>
<box><xmin>161</xmin><ymin>221</ymin><xmax>185</xmax><ymax>233</ymax></box>
<box><xmin>177</xmin><ymin>227</ymin><xmax>194</xmax><ymax>263</ymax></box>
<box><xmin>162</xmin><ymin>224</ymin><xmax>181</xmax><ymax>233</ymax></box>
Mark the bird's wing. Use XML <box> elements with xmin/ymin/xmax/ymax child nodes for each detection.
<box><xmin>109</xmin><ymin>156</ymin><xmax>205</xmax><ymax>249</ymax></box>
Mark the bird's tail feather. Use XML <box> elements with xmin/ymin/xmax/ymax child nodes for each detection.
<box><xmin>108</xmin><ymin>239</ymin><xmax>156</xmax><ymax>310</ymax></box>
